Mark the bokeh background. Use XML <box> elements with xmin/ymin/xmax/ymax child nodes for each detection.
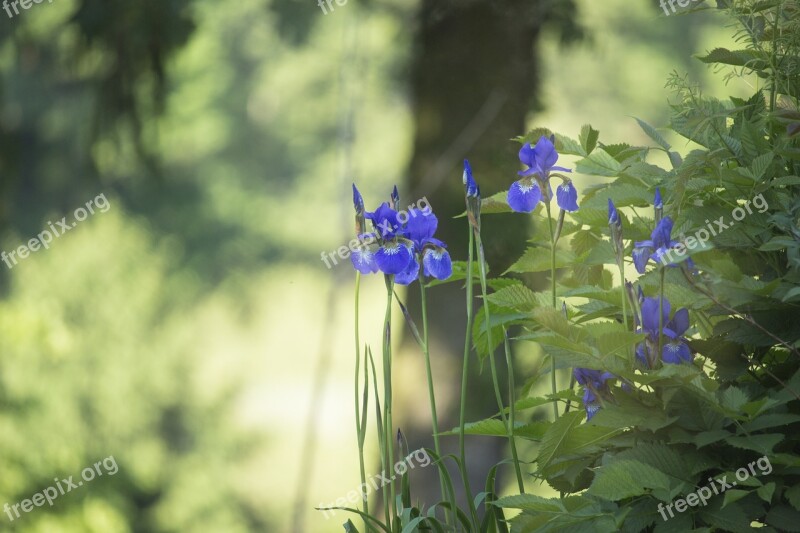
<box><xmin>0</xmin><ymin>0</ymin><xmax>751</xmax><ymax>531</ymax></box>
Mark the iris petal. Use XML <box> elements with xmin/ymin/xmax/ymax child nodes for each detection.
<box><xmin>632</xmin><ymin>245</ymin><xmax>653</xmax><ymax>274</ymax></box>
<box><xmin>635</xmin><ymin>342</ymin><xmax>650</xmax><ymax>368</ymax></box>
<box><xmin>404</xmin><ymin>209</ymin><xmax>438</xmax><ymax>248</ymax></box>
<box><xmin>662</xmin><ymin>341</ymin><xmax>692</xmax><ymax>364</ymax></box>
<box><xmin>508</xmin><ymin>179</ymin><xmax>542</xmax><ymax>213</ymax></box>
<box><xmin>667</xmin><ymin>308</ymin><xmax>690</xmax><ymax>337</ymax></box>
<box><xmin>394</xmin><ymin>255</ymin><xmax>420</xmax><ymax>285</ymax></box>
<box><xmin>556</xmin><ymin>181</ymin><xmax>579</xmax><ymax>212</ymax></box>
<box><xmin>366</xmin><ymin>203</ymin><xmax>400</xmax><ymax>239</ymax></box>
<box><xmin>351</xmin><ymin>248</ymin><xmax>379</xmax><ymax>274</ymax></box>
<box><xmin>532</xmin><ymin>136</ymin><xmax>560</xmax><ymax>171</ymax></box>
<box><xmin>651</xmin><ymin>216</ymin><xmax>674</xmax><ymax>249</ymax></box>
<box><xmin>423</xmin><ymin>247</ymin><xmax>452</xmax><ymax>280</ymax></box>
<box><xmin>375</xmin><ymin>242</ymin><xmax>413</xmax><ymax>275</ymax></box>
<box><xmin>518</xmin><ymin>143</ymin><xmax>537</xmax><ymax>169</ymax></box>
<box><xmin>641</xmin><ymin>297</ymin><xmax>671</xmax><ymax>336</ymax></box>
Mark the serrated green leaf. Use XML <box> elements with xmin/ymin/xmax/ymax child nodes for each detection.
<box><xmin>725</xmin><ymin>434</ymin><xmax>784</xmax><ymax>455</ymax></box>
<box><xmin>575</xmin><ymin>149</ymin><xmax>622</xmax><ymax>177</ymax></box>
<box><xmin>587</xmin><ymin>459</ymin><xmax>672</xmax><ymax>501</ymax></box>
<box><xmin>786</xmin><ymin>485</ymin><xmax>800</xmax><ymax>511</ymax></box>
<box><xmin>580</xmin><ymin>124</ymin><xmax>600</xmax><ymax>154</ymax></box>
<box><xmin>696</xmin><ymin>48</ymin><xmax>769</xmax><ymax>70</ymax></box>
<box><xmin>485</xmin><ymin>283</ymin><xmax>548</xmax><ymax>311</ymax></box>
<box><xmin>635</xmin><ymin>117</ymin><xmax>671</xmax><ymax>150</ymax></box>
<box><xmin>757</xmin><ymin>482</ymin><xmax>775</xmax><ymax>503</ymax></box>
<box><xmin>722</xmin><ymin>489</ymin><xmax>751</xmax><ymax>509</ymax></box>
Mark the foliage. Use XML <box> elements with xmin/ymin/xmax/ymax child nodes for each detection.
<box><xmin>342</xmin><ymin>1</ymin><xmax>800</xmax><ymax>531</ymax></box>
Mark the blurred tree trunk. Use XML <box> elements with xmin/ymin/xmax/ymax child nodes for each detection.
<box><xmin>396</xmin><ymin>0</ymin><xmax>580</xmax><ymax>514</ymax></box>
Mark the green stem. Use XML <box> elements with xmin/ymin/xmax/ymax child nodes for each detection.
<box><xmin>544</xmin><ymin>202</ymin><xmax>559</xmax><ymax>420</ymax></box>
<box><xmin>382</xmin><ymin>276</ymin><xmax>395</xmax><ymax>528</ymax></box>
<box><xmin>419</xmin><ymin>282</ymin><xmax>452</xmax><ymax>524</ymax></box>
<box><xmin>617</xmin><ymin>257</ymin><xmax>632</xmax><ymax>369</ymax></box>
<box><xmin>502</xmin><ymin>327</ymin><xmax>525</xmax><ymax>493</ymax></box>
<box><xmin>474</xmin><ymin>231</ymin><xmax>523</xmax><ymax>495</ymax></box>
<box><xmin>459</xmin><ymin>229</ymin><xmax>480</xmax><ymax>531</ymax></box>
<box><xmin>354</xmin><ymin>273</ymin><xmax>370</xmax><ymax>530</ymax></box>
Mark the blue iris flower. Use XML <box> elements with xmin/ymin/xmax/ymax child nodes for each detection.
<box><xmin>351</xmin><ymin>185</ymin><xmax>451</xmax><ymax>282</ymax></box>
<box><xmin>635</xmin><ymin>296</ymin><xmax>693</xmax><ymax>368</ymax></box>
<box><xmin>632</xmin><ymin>189</ymin><xmax>694</xmax><ymax>273</ymax></box>
<box><xmin>366</xmin><ymin>201</ymin><xmax>413</xmax><ymax>275</ymax></box>
<box><xmin>573</xmin><ymin>368</ymin><xmax>615</xmax><ymax>420</ymax></box>
<box><xmin>508</xmin><ymin>136</ymin><xmax>577</xmax><ymax>213</ymax></box>
<box><xmin>394</xmin><ymin>209</ymin><xmax>452</xmax><ymax>285</ymax></box>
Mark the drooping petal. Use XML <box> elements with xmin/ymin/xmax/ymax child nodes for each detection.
<box><xmin>350</xmin><ymin>247</ymin><xmax>379</xmax><ymax>274</ymax></box>
<box><xmin>423</xmin><ymin>247</ymin><xmax>452</xmax><ymax>280</ymax></box>
<box><xmin>556</xmin><ymin>181</ymin><xmax>579</xmax><ymax>212</ymax></box>
<box><xmin>662</xmin><ymin>341</ymin><xmax>693</xmax><ymax>364</ymax></box>
<box><xmin>585</xmin><ymin>403</ymin><xmax>600</xmax><ymax>420</ymax></box>
<box><xmin>508</xmin><ymin>179</ymin><xmax>542</xmax><ymax>213</ymax></box>
<box><xmin>394</xmin><ymin>255</ymin><xmax>420</xmax><ymax>285</ymax></box>
<box><xmin>403</xmin><ymin>209</ymin><xmax>438</xmax><ymax>248</ymax></box>
<box><xmin>641</xmin><ymin>297</ymin><xmax>671</xmax><ymax>336</ymax></box>
<box><xmin>632</xmin><ymin>243</ymin><xmax>653</xmax><ymax>274</ymax></box>
<box><xmin>374</xmin><ymin>242</ymin><xmax>413</xmax><ymax>275</ymax></box>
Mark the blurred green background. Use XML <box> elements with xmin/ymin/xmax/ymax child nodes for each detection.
<box><xmin>0</xmin><ymin>0</ymin><xmax>749</xmax><ymax>531</ymax></box>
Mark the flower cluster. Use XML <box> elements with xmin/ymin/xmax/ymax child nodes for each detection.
<box><xmin>508</xmin><ymin>136</ymin><xmax>578</xmax><ymax>213</ymax></box>
<box><xmin>349</xmin><ymin>185</ymin><xmax>452</xmax><ymax>284</ymax></box>
<box><xmin>635</xmin><ymin>296</ymin><xmax>693</xmax><ymax>368</ymax></box>
<box><xmin>573</xmin><ymin>368</ymin><xmax>615</xmax><ymax>420</ymax></box>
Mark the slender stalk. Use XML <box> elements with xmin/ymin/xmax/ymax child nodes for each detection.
<box><xmin>502</xmin><ymin>327</ymin><xmax>525</xmax><ymax>493</ymax></box>
<box><xmin>419</xmin><ymin>282</ymin><xmax>452</xmax><ymax>524</ymax></box>
<box><xmin>544</xmin><ymin>202</ymin><xmax>559</xmax><ymax>419</ymax></box>
<box><xmin>459</xmin><ymin>229</ymin><xmax>480</xmax><ymax>531</ymax></box>
<box><xmin>618</xmin><ymin>261</ymin><xmax>629</xmax><ymax>332</ymax></box>
<box><xmin>382</xmin><ymin>275</ymin><xmax>395</xmax><ymax>528</ymax></box>
<box><xmin>353</xmin><ymin>273</ymin><xmax>370</xmax><ymax>530</ymax></box>
<box><xmin>475</xmin><ymin>232</ymin><xmax>524</xmax><ymax>494</ymax></box>
<box><xmin>563</xmin><ymin>375</ymin><xmax>576</xmax><ymax>414</ymax></box>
